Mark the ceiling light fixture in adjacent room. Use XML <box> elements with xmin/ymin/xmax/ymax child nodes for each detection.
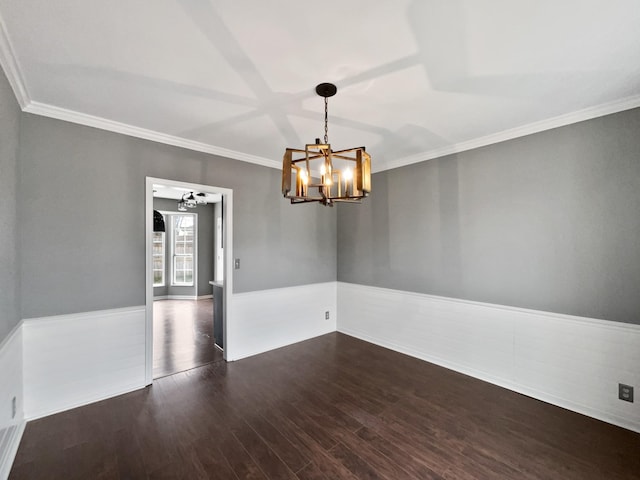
<box><xmin>282</xmin><ymin>83</ymin><xmax>371</xmax><ymax>206</ymax></box>
<box><xmin>177</xmin><ymin>191</ymin><xmax>206</xmax><ymax>211</ymax></box>
<box><xmin>183</xmin><ymin>192</ymin><xmax>197</xmax><ymax>208</ymax></box>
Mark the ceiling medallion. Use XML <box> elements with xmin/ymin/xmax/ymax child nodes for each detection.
<box><xmin>281</xmin><ymin>83</ymin><xmax>371</xmax><ymax>206</ymax></box>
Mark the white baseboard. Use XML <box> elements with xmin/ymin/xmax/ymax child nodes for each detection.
<box><xmin>229</xmin><ymin>282</ymin><xmax>337</xmax><ymax>361</ymax></box>
<box><xmin>0</xmin><ymin>323</ymin><xmax>24</xmax><ymax>480</ymax></box>
<box><xmin>22</xmin><ymin>306</ymin><xmax>147</xmax><ymax>420</ymax></box>
<box><xmin>337</xmin><ymin>282</ymin><xmax>640</xmax><ymax>433</ymax></box>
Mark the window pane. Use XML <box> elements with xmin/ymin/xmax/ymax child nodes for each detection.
<box><xmin>172</xmin><ymin>214</ymin><xmax>195</xmax><ymax>285</ymax></box>
<box><xmin>175</xmin><ymin>257</ymin><xmax>185</xmax><ymax>270</ymax></box>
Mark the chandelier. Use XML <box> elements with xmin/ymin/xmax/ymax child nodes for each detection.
<box><xmin>177</xmin><ymin>192</ymin><xmax>207</xmax><ymax>211</ymax></box>
<box><xmin>282</xmin><ymin>83</ymin><xmax>371</xmax><ymax>206</ymax></box>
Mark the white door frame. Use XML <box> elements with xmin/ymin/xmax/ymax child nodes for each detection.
<box><xmin>145</xmin><ymin>176</ymin><xmax>234</xmax><ymax>385</ymax></box>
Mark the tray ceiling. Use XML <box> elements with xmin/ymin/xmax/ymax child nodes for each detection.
<box><xmin>1</xmin><ymin>0</ymin><xmax>639</xmax><ymax>172</ymax></box>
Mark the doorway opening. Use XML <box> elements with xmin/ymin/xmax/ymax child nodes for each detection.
<box><xmin>145</xmin><ymin>177</ymin><xmax>234</xmax><ymax>385</ymax></box>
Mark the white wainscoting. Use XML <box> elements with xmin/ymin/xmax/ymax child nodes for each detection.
<box><xmin>337</xmin><ymin>282</ymin><xmax>640</xmax><ymax>433</ymax></box>
<box><xmin>228</xmin><ymin>282</ymin><xmax>337</xmax><ymax>361</ymax></box>
<box><xmin>23</xmin><ymin>306</ymin><xmax>146</xmax><ymax>420</ymax></box>
<box><xmin>0</xmin><ymin>324</ymin><xmax>24</xmax><ymax>480</ymax></box>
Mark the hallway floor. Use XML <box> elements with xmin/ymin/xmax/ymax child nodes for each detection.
<box><xmin>153</xmin><ymin>299</ymin><xmax>223</xmax><ymax>378</ymax></box>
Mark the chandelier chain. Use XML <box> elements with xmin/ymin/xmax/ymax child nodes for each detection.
<box><xmin>324</xmin><ymin>97</ymin><xmax>329</xmax><ymax>144</ymax></box>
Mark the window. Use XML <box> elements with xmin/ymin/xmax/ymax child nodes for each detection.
<box><xmin>152</xmin><ymin>230</ymin><xmax>165</xmax><ymax>287</ymax></box>
<box><xmin>172</xmin><ymin>214</ymin><xmax>195</xmax><ymax>285</ymax></box>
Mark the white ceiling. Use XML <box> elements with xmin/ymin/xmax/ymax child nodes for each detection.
<box><xmin>1</xmin><ymin>0</ymin><xmax>639</xmax><ymax>172</ymax></box>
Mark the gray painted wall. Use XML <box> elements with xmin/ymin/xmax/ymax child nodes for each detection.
<box><xmin>0</xmin><ymin>67</ymin><xmax>21</xmax><ymax>342</ymax></box>
<box><xmin>19</xmin><ymin>114</ymin><xmax>337</xmax><ymax>319</ymax></box>
<box><xmin>14</xmin><ymin>78</ymin><xmax>639</xmax><ymax>324</ymax></box>
<box><xmin>338</xmin><ymin>108</ymin><xmax>640</xmax><ymax>325</ymax></box>
<box><xmin>153</xmin><ymin>197</ymin><xmax>216</xmax><ymax>297</ymax></box>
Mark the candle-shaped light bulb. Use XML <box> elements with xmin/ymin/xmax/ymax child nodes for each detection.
<box><xmin>295</xmin><ymin>168</ymin><xmax>301</xmax><ymax>196</ymax></box>
<box><xmin>300</xmin><ymin>170</ymin><xmax>308</xmax><ymax>196</ymax></box>
<box><xmin>344</xmin><ymin>168</ymin><xmax>353</xmax><ymax>196</ymax></box>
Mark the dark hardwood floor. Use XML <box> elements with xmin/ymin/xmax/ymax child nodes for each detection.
<box><xmin>153</xmin><ymin>299</ymin><xmax>224</xmax><ymax>378</ymax></box>
<box><xmin>10</xmin><ymin>333</ymin><xmax>640</xmax><ymax>479</ymax></box>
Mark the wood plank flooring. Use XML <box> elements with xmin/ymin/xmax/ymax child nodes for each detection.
<box><xmin>10</xmin><ymin>333</ymin><xmax>640</xmax><ymax>479</ymax></box>
<box><xmin>153</xmin><ymin>299</ymin><xmax>224</xmax><ymax>378</ymax></box>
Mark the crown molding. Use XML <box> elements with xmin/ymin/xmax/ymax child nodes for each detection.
<box><xmin>20</xmin><ymin>93</ymin><xmax>640</xmax><ymax>174</ymax></box>
<box><xmin>0</xmin><ymin>12</ymin><xmax>29</xmax><ymax>108</ymax></box>
<box><xmin>24</xmin><ymin>101</ymin><xmax>281</xmax><ymax>170</ymax></box>
<box><xmin>14</xmin><ymin>93</ymin><xmax>640</xmax><ymax>176</ymax></box>
<box><xmin>377</xmin><ymin>94</ymin><xmax>640</xmax><ymax>173</ymax></box>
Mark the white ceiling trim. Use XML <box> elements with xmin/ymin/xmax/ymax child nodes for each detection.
<box><xmin>379</xmin><ymin>94</ymin><xmax>640</xmax><ymax>173</ymax></box>
<box><xmin>0</xmin><ymin>12</ymin><xmax>28</xmax><ymax>108</ymax></box>
<box><xmin>24</xmin><ymin>101</ymin><xmax>281</xmax><ymax>169</ymax></box>
<box><xmin>20</xmin><ymin>94</ymin><xmax>640</xmax><ymax>174</ymax></box>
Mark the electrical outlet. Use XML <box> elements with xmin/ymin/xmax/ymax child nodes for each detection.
<box><xmin>11</xmin><ymin>396</ymin><xmax>16</xmax><ymax>419</ymax></box>
<box><xmin>619</xmin><ymin>384</ymin><xmax>634</xmax><ymax>403</ymax></box>
<box><xmin>234</xmin><ymin>258</ymin><xmax>240</xmax><ymax>270</ymax></box>
<box><xmin>325</xmin><ymin>311</ymin><xmax>330</xmax><ymax>320</ymax></box>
